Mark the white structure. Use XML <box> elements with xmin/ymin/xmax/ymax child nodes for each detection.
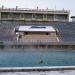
<box><xmin>18</xmin><ymin>26</ymin><xmax>56</xmax><ymax>32</ymax></box>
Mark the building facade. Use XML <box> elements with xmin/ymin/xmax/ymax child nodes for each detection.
<box><xmin>0</xmin><ymin>8</ymin><xmax>69</xmax><ymax>24</ymax></box>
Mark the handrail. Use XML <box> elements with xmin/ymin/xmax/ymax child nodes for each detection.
<box><xmin>0</xmin><ymin>8</ymin><xmax>69</xmax><ymax>13</ymax></box>
<box><xmin>0</xmin><ymin>41</ymin><xmax>75</xmax><ymax>45</ymax></box>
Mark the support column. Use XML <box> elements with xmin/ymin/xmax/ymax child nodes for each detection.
<box><xmin>43</xmin><ymin>14</ymin><xmax>47</xmax><ymax>20</ymax></box>
<box><xmin>0</xmin><ymin>12</ymin><xmax>1</xmax><ymax>20</ymax></box>
<box><xmin>0</xmin><ymin>12</ymin><xmax>1</xmax><ymax>23</ymax></box>
<box><xmin>54</xmin><ymin>14</ymin><xmax>56</xmax><ymax>21</ymax></box>
<box><xmin>43</xmin><ymin>14</ymin><xmax>44</xmax><ymax>20</ymax></box>
<box><xmin>32</xmin><ymin>14</ymin><xmax>35</xmax><ymax>19</ymax></box>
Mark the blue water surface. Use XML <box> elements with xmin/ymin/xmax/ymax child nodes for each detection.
<box><xmin>0</xmin><ymin>50</ymin><xmax>75</xmax><ymax>67</ymax></box>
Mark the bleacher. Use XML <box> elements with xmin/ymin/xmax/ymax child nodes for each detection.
<box><xmin>54</xmin><ymin>22</ymin><xmax>75</xmax><ymax>42</ymax></box>
<box><xmin>20</xmin><ymin>34</ymin><xmax>58</xmax><ymax>42</ymax></box>
<box><xmin>0</xmin><ymin>23</ymin><xmax>16</xmax><ymax>41</ymax></box>
<box><xmin>0</xmin><ymin>22</ymin><xmax>75</xmax><ymax>42</ymax></box>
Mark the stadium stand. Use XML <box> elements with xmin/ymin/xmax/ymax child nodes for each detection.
<box><xmin>0</xmin><ymin>22</ymin><xmax>75</xmax><ymax>42</ymax></box>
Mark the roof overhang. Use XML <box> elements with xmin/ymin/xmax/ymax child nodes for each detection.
<box><xmin>18</xmin><ymin>26</ymin><xmax>56</xmax><ymax>32</ymax></box>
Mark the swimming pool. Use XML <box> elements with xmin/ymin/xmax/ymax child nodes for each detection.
<box><xmin>0</xmin><ymin>50</ymin><xmax>75</xmax><ymax>67</ymax></box>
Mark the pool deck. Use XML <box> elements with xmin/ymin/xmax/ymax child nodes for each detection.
<box><xmin>0</xmin><ymin>66</ymin><xmax>75</xmax><ymax>75</ymax></box>
<box><xmin>0</xmin><ymin>66</ymin><xmax>75</xmax><ymax>72</ymax></box>
<box><xmin>0</xmin><ymin>70</ymin><xmax>75</xmax><ymax>75</ymax></box>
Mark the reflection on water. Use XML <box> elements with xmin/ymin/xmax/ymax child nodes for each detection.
<box><xmin>0</xmin><ymin>50</ymin><xmax>75</xmax><ymax>67</ymax></box>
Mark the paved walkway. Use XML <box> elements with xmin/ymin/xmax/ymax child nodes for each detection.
<box><xmin>0</xmin><ymin>70</ymin><xmax>75</xmax><ymax>75</ymax></box>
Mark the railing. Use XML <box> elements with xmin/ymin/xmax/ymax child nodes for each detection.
<box><xmin>0</xmin><ymin>8</ymin><xmax>69</xmax><ymax>14</ymax></box>
<box><xmin>0</xmin><ymin>41</ymin><xmax>75</xmax><ymax>45</ymax></box>
<box><xmin>0</xmin><ymin>41</ymin><xmax>75</xmax><ymax>50</ymax></box>
<box><xmin>1</xmin><ymin>18</ymin><xmax>68</xmax><ymax>22</ymax></box>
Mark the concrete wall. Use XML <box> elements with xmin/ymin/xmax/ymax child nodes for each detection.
<box><xmin>0</xmin><ymin>12</ymin><xmax>1</xmax><ymax>20</ymax></box>
<box><xmin>0</xmin><ymin>44</ymin><xmax>75</xmax><ymax>51</ymax></box>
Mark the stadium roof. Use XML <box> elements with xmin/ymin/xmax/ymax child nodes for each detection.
<box><xmin>18</xmin><ymin>26</ymin><xmax>56</xmax><ymax>32</ymax></box>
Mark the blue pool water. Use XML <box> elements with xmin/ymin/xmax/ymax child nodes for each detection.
<box><xmin>0</xmin><ymin>50</ymin><xmax>75</xmax><ymax>67</ymax></box>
